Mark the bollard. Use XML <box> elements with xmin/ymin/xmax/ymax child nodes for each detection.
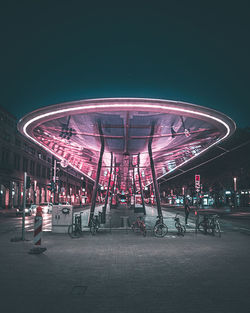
<box><xmin>34</xmin><ymin>206</ymin><xmax>43</xmax><ymax>245</ymax></box>
<box><xmin>195</xmin><ymin>210</ymin><xmax>199</xmax><ymax>234</ymax></box>
<box><xmin>29</xmin><ymin>206</ymin><xmax>46</xmax><ymax>254</ymax></box>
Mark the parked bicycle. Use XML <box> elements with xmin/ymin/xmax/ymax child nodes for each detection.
<box><xmin>68</xmin><ymin>213</ymin><xmax>83</xmax><ymax>238</ymax></box>
<box><xmin>89</xmin><ymin>215</ymin><xmax>100</xmax><ymax>235</ymax></box>
<box><xmin>131</xmin><ymin>216</ymin><xmax>147</xmax><ymax>237</ymax></box>
<box><xmin>174</xmin><ymin>213</ymin><xmax>186</xmax><ymax>236</ymax></box>
<box><xmin>153</xmin><ymin>215</ymin><xmax>168</xmax><ymax>237</ymax></box>
<box><xmin>198</xmin><ymin>214</ymin><xmax>221</xmax><ymax>237</ymax></box>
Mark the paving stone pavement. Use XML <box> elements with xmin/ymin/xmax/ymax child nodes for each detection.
<box><xmin>1</xmin><ymin>206</ymin><xmax>250</xmax><ymax>313</ymax></box>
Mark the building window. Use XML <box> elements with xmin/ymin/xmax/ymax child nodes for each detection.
<box><xmin>14</xmin><ymin>153</ymin><xmax>20</xmax><ymax>171</ymax></box>
<box><xmin>30</xmin><ymin>160</ymin><xmax>35</xmax><ymax>175</ymax></box>
<box><xmin>24</xmin><ymin>143</ymin><xmax>29</xmax><ymax>153</ymax></box>
<box><xmin>42</xmin><ymin>166</ymin><xmax>46</xmax><ymax>178</ymax></box>
<box><xmin>3</xmin><ymin>131</ymin><xmax>11</xmax><ymax>142</ymax></box>
<box><xmin>30</xmin><ymin>147</ymin><xmax>35</xmax><ymax>155</ymax></box>
<box><xmin>15</xmin><ymin>138</ymin><xmax>21</xmax><ymax>147</ymax></box>
<box><xmin>1</xmin><ymin>150</ymin><xmax>10</xmax><ymax>165</ymax></box>
<box><xmin>38</xmin><ymin>152</ymin><xmax>46</xmax><ymax>161</ymax></box>
<box><xmin>23</xmin><ymin>157</ymin><xmax>28</xmax><ymax>172</ymax></box>
<box><xmin>36</xmin><ymin>164</ymin><xmax>41</xmax><ymax>177</ymax></box>
<box><xmin>47</xmin><ymin>167</ymin><xmax>51</xmax><ymax>180</ymax></box>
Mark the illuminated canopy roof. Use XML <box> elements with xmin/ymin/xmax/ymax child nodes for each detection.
<box><xmin>18</xmin><ymin>98</ymin><xmax>236</xmax><ymax>191</ymax></box>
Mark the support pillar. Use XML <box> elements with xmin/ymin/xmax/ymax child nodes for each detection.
<box><xmin>9</xmin><ymin>181</ymin><xmax>13</xmax><ymax>209</ymax></box>
<box><xmin>34</xmin><ymin>183</ymin><xmax>37</xmax><ymax>205</ymax></box>
<box><xmin>110</xmin><ymin>158</ymin><xmax>117</xmax><ymax>208</ymax></box>
<box><xmin>53</xmin><ymin>158</ymin><xmax>56</xmax><ymax>204</ymax></box>
<box><xmin>89</xmin><ymin>120</ymin><xmax>105</xmax><ymax>224</ymax></box>
<box><xmin>137</xmin><ymin>153</ymin><xmax>146</xmax><ymax>215</ymax></box>
<box><xmin>132</xmin><ymin>166</ymin><xmax>136</xmax><ymax>207</ymax></box>
<box><xmin>102</xmin><ymin>152</ymin><xmax>113</xmax><ymax>223</ymax></box>
<box><xmin>148</xmin><ymin>122</ymin><xmax>162</xmax><ymax>217</ymax></box>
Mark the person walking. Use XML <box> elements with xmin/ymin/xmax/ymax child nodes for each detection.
<box><xmin>184</xmin><ymin>199</ymin><xmax>190</xmax><ymax>225</ymax></box>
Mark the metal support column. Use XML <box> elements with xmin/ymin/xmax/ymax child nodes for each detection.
<box><xmin>110</xmin><ymin>158</ymin><xmax>116</xmax><ymax>207</ymax></box>
<box><xmin>89</xmin><ymin>120</ymin><xmax>105</xmax><ymax>224</ymax></box>
<box><xmin>53</xmin><ymin>158</ymin><xmax>57</xmax><ymax>204</ymax></box>
<box><xmin>9</xmin><ymin>181</ymin><xmax>13</xmax><ymax>208</ymax></box>
<box><xmin>137</xmin><ymin>153</ymin><xmax>146</xmax><ymax>215</ymax></box>
<box><xmin>102</xmin><ymin>152</ymin><xmax>113</xmax><ymax>223</ymax></box>
<box><xmin>148</xmin><ymin>122</ymin><xmax>162</xmax><ymax>217</ymax></box>
<box><xmin>132</xmin><ymin>166</ymin><xmax>136</xmax><ymax>207</ymax></box>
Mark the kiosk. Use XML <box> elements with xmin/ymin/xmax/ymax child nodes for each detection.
<box><xmin>52</xmin><ymin>204</ymin><xmax>73</xmax><ymax>233</ymax></box>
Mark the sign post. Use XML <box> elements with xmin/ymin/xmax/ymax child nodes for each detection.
<box><xmin>195</xmin><ymin>174</ymin><xmax>200</xmax><ymax>233</ymax></box>
<box><xmin>195</xmin><ymin>174</ymin><xmax>200</xmax><ymax>207</ymax></box>
<box><xmin>195</xmin><ymin>175</ymin><xmax>200</xmax><ymax>193</ymax></box>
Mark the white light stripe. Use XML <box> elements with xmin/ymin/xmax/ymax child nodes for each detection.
<box><xmin>23</xmin><ymin>103</ymin><xmax>231</xmax><ymax>135</ymax></box>
<box><xmin>21</xmin><ymin>101</ymin><xmax>234</xmax><ymax>184</ymax></box>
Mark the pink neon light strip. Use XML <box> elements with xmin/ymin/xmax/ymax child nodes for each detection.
<box><xmin>21</xmin><ymin>100</ymin><xmax>233</xmax><ymax>185</ymax></box>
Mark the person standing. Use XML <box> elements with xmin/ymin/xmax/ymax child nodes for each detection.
<box><xmin>184</xmin><ymin>199</ymin><xmax>190</xmax><ymax>225</ymax></box>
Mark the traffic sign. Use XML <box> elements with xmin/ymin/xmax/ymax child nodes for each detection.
<box><xmin>195</xmin><ymin>174</ymin><xmax>200</xmax><ymax>192</ymax></box>
<box><xmin>47</xmin><ymin>181</ymin><xmax>55</xmax><ymax>192</ymax></box>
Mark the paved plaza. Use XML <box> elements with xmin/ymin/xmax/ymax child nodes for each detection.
<box><xmin>1</xmin><ymin>205</ymin><xmax>250</xmax><ymax>313</ymax></box>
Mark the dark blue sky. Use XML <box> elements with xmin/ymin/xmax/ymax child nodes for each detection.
<box><xmin>1</xmin><ymin>1</ymin><xmax>250</xmax><ymax>127</ymax></box>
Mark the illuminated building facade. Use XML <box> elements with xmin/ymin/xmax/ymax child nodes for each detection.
<box><xmin>0</xmin><ymin>106</ymin><xmax>91</xmax><ymax>209</ymax></box>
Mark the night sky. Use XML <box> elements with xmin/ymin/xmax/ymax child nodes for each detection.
<box><xmin>1</xmin><ymin>1</ymin><xmax>250</xmax><ymax>127</ymax></box>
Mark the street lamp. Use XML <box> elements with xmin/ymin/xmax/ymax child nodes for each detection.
<box><xmin>233</xmin><ymin>177</ymin><xmax>237</xmax><ymax>192</ymax></box>
<box><xmin>233</xmin><ymin>177</ymin><xmax>237</xmax><ymax>208</ymax></box>
<box><xmin>182</xmin><ymin>186</ymin><xmax>185</xmax><ymax>196</ymax></box>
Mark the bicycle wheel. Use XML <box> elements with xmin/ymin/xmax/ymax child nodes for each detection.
<box><xmin>140</xmin><ymin>225</ymin><xmax>147</xmax><ymax>237</ymax></box>
<box><xmin>90</xmin><ymin>223</ymin><xmax>97</xmax><ymax>235</ymax></box>
<box><xmin>68</xmin><ymin>224</ymin><xmax>80</xmax><ymax>238</ymax></box>
<box><xmin>68</xmin><ymin>225</ymin><xmax>73</xmax><ymax>238</ymax></box>
<box><xmin>182</xmin><ymin>225</ymin><xmax>186</xmax><ymax>233</ymax></box>
<box><xmin>207</xmin><ymin>224</ymin><xmax>213</xmax><ymax>235</ymax></box>
<box><xmin>154</xmin><ymin>223</ymin><xmax>168</xmax><ymax>237</ymax></box>
<box><xmin>180</xmin><ymin>225</ymin><xmax>185</xmax><ymax>236</ymax></box>
<box><xmin>131</xmin><ymin>222</ymin><xmax>136</xmax><ymax>232</ymax></box>
<box><xmin>198</xmin><ymin>222</ymin><xmax>206</xmax><ymax>234</ymax></box>
<box><xmin>213</xmin><ymin>222</ymin><xmax>221</xmax><ymax>237</ymax></box>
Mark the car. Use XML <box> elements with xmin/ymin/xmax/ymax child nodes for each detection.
<box><xmin>30</xmin><ymin>204</ymin><xmax>37</xmax><ymax>214</ymax></box>
<box><xmin>59</xmin><ymin>202</ymin><xmax>70</xmax><ymax>205</ymax></box>
<box><xmin>119</xmin><ymin>195</ymin><xmax>128</xmax><ymax>205</ymax></box>
<box><xmin>16</xmin><ymin>207</ymin><xmax>32</xmax><ymax>216</ymax></box>
<box><xmin>53</xmin><ymin>202</ymin><xmax>70</xmax><ymax>206</ymax></box>
<box><xmin>145</xmin><ymin>198</ymin><xmax>150</xmax><ymax>204</ymax></box>
<box><xmin>39</xmin><ymin>202</ymin><xmax>53</xmax><ymax>213</ymax></box>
